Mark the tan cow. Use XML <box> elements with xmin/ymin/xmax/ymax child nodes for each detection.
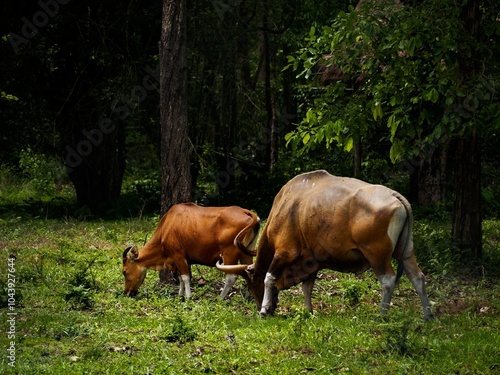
<box><xmin>123</xmin><ymin>203</ymin><xmax>260</xmax><ymax>299</ymax></box>
<box><xmin>217</xmin><ymin>170</ymin><xmax>433</xmax><ymax>319</ymax></box>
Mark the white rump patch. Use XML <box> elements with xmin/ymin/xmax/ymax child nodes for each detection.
<box><xmin>387</xmin><ymin>204</ymin><xmax>406</xmax><ymax>250</ymax></box>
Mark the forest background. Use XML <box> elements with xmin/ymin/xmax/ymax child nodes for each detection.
<box><xmin>2</xmin><ymin>0</ymin><xmax>499</xmax><ymax>261</ymax></box>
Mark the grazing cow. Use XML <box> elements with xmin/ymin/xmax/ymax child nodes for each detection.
<box><xmin>217</xmin><ymin>170</ymin><xmax>433</xmax><ymax>319</ymax></box>
<box><xmin>123</xmin><ymin>203</ymin><xmax>260</xmax><ymax>299</ymax></box>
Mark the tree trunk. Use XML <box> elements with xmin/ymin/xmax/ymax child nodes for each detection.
<box><xmin>417</xmin><ymin>143</ymin><xmax>448</xmax><ymax>206</ymax></box>
<box><xmin>262</xmin><ymin>0</ymin><xmax>278</xmax><ymax>171</ymax></box>
<box><xmin>67</xmin><ymin>118</ymin><xmax>126</xmax><ymax>214</ymax></box>
<box><xmin>451</xmin><ymin>0</ymin><xmax>482</xmax><ymax>260</ymax></box>
<box><xmin>60</xmin><ymin>18</ymin><xmax>127</xmax><ymax>215</ymax></box>
<box><xmin>451</xmin><ymin>130</ymin><xmax>482</xmax><ymax>259</ymax></box>
<box><xmin>281</xmin><ymin>47</ymin><xmax>299</xmax><ymax>135</ymax></box>
<box><xmin>215</xmin><ymin>5</ymin><xmax>238</xmax><ymax>200</ymax></box>
<box><xmin>159</xmin><ymin>0</ymin><xmax>192</xmax><ymax>284</ymax></box>
<box><xmin>353</xmin><ymin>140</ymin><xmax>362</xmax><ymax>177</ymax></box>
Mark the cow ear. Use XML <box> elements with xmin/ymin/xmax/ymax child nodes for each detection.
<box><xmin>245</xmin><ymin>264</ymin><xmax>255</xmax><ymax>281</ymax></box>
<box><xmin>127</xmin><ymin>245</ymin><xmax>139</xmax><ymax>261</ymax></box>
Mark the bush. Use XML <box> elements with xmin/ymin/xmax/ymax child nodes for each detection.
<box><xmin>64</xmin><ymin>262</ymin><xmax>97</xmax><ymax>310</ymax></box>
<box><xmin>413</xmin><ymin>221</ymin><xmax>455</xmax><ymax>276</ymax></box>
<box><xmin>18</xmin><ymin>148</ymin><xmax>68</xmax><ymax>195</ymax></box>
<box><xmin>340</xmin><ymin>277</ymin><xmax>366</xmax><ymax>306</ymax></box>
<box><xmin>162</xmin><ymin>314</ymin><xmax>197</xmax><ymax>344</ymax></box>
<box><xmin>120</xmin><ymin>173</ymin><xmax>161</xmax><ymax>215</ymax></box>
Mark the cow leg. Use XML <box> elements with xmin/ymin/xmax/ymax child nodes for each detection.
<box><xmin>220</xmin><ymin>274</ymin><xmax>238</xmax><ymax>300</ymax></box>
<box><xmin>402</xmin><ymin>256</ymin><xmax>433</xmax><ymax>319</ymax></box>
<box><xmin>377</xmin><ymin>274</ymin><xmax>397</xmax><ymax>315</ymax></box>
<box><xmin>367</xmin><ymin>244</ymin><xmax>397</xmax><ymax>315</ymax></box>
<box><xmin>179</xmin><ymin>274</ymin><xmax>192</xmax><ymax>298</ymax></box>
<box><xmin>261</xmin><ymin>255</ymin><xmax>297</xmax><ymax>316</ymax></box>
<box><xmin>178</xmin><ymin>276</ymin><xmax>185</xmax><ymax>297</ymax></box>
<box><xmin>260</xmin><ymin>272</ymin><xmax>277</xmax><ymax>316</ymax></box>
<box><xmin>178</xmin><ymin>275</ymin><xmax>185</xmax><ymax>297</ymax></box>
<box><xmin>175</xmin><ymin>259</ymin><xmax>192</xmax><ymax>299</ymax></box>
<box><xmin>301</xmin><ymin>272</ymin><xmax>317</xmax><ymax>313</ymax></box>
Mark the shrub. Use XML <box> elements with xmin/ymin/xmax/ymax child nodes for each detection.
<box><xmin>64</xmin><ymin>262</ymin><xmax>97</xmax><ymax>310</ymax></box>
<box><xmin>18</xmin><ymin>148</ymin><xmax>68</xmax><ymax>195</ymax></box>
<box><xmin>340</xmin><ymin>277</ymin><xmax>366</xmax><ymax>306</ymax></box>
<box><xmin>413</xmin><ymin>221</ymin><xmax>455</xmax><ymax>276</ymax></box>
<box><xmin>163</xmin><ymin>314</ymin><xmax>197</xmax><ymax>344</ymax></box>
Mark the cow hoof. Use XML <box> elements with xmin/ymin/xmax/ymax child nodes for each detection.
<box><xmin>259</xmin><ymin>307</ymin><xmax>271</xmax><ymax>317</ymax></box>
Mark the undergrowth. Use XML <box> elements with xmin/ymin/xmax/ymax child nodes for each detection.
<box><xmin>0</xmin><ymin>215</ymin><xmax>499</xmax><ymax>374</ymax></box>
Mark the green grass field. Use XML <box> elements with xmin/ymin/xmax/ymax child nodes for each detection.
<box><xmin>1</xmin><ymin>215</ymin><xmax>499</xmax><ymax>374</ymax></box>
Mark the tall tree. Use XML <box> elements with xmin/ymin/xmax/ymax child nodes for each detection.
<box><xmin>159</xmin><ymin>0</ymin><xmax>192</xmax><ymax>283</ymax></box>
<box><xmin>451</xmin><ymin>0</ymin><xmax>483</xmax><ymax>259</ymax></box>
<box><xmin>216</xmin><ymin>3</ymin><xmax>238</xmax><ymax>197</ymax></box>
<box><xmin>160</xmin><ymin>0</ymin><xmax>192</xmax><ymax>214</ymax></box>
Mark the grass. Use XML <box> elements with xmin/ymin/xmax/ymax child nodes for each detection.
<box><xmin>0</xmin><ymin>213</ymin><xmax>499</xmax><ymax>374</ymax></box>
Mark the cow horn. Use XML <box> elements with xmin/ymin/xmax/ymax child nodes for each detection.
<box><xmin>216</xmin><ymin>261</ymin><xmax>249</xmax><ymax>275</ymax></box>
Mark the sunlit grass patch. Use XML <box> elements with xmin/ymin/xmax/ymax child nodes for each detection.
<box><xmin>0</xmin><ymin>216</ymin><xmax>499</xmax><ymax>374</ymax></box>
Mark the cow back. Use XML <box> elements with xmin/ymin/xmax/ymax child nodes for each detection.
<box><xmin>262</xmin><ymin>170</ymin><xmax>407</xmax><ymax>269</ymax></box>
<box><xmin>159</xmin><ymin>203</ymin><xmax>254</xmax><ymax>267</ymax></box>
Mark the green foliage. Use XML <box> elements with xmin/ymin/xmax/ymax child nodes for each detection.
<box><xmin>0</xmin><ymin>164</ymin><xmax>20</xmax><ymax>198</ymax></box>
<box><xmin>382</xmin><ymin>315</ymin><xmax>414</xmax><ymax>357</ymax></box>
<box><xmin>0</xmin><ymin>161</ymin><xmax>76</xmax><ymax>219</ymax></box>
<box><xmin>18</xmin><ymin>148</ymin><xmax>68</xmax><ymax>195</ymax></box>
<box><xmin>0</xmin><ymin>91</ymin><xmax>18</xmax><ymax>102</ymax></box>
<box><xmin>289</xmin><ymin>306</ymin><xmax>313</xmax><ymax>337</ymax></box>
<box><xmin>163</xmin><ymin>314</ymin><xmax>197</xmax><ymax>344</ymax></box>
<box><xmin>0</xmin><ymin>282</ymin><xmax>22</xmax><ymax>309</ymax></box>
<box><xmin>482</xmin><ymin>143</ymin><xmax>500</xmax><ymax>218</ymax></box>
<box><xmin>340</xmin><ymin>277</ymin><xmax>366</xmax><ymax>306</ymax></box>
<box><xmin>121</xmin><ymin>173</ymin><xmax>161</xmax><ymax>215</ymax></box>
<box><xmin>413</xmin><ymin>221</ymin><xmax>455</xmax><ymax>276</ymax></box>
<box><xmin>286</xmin><ymin>0</ymin><xmax>500</xmax><ymax>163</ymax></box>
<box><xmin>64</xmin><ymin>262</ymin><xmax>97</xmax><ymax>310</ymax></box>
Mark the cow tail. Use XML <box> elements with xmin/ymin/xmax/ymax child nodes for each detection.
<box><xmin>234</xmin><ymin>211</ymin><xmax>261</xmax><ymax>257</ymax></box>
<box><xmin>393</xmin><ymin>193</ymin><xmax>413</xmax><ymax>284</ymax></box>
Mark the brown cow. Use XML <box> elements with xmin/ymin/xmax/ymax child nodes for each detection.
<box><xmin>217</xmin><ymin>170</ymin><xmax>433</xmax><ymax>319</ymax></box>
<box><xmin>123</xmin><ymin>203</ymin><xmax>260</xmax><ymax>299</ymax></box>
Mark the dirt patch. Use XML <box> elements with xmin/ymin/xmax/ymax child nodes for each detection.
<box><xmin>433</xmin><ymin>278</ymin><xmax>497</xmax><ymax>316</ymax></box>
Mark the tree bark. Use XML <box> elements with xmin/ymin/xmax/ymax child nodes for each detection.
<box><xmin>452</xmin><ymin>130</ymin><xmax>482</xmax><ymax>259</ymax></box>
<box><xmin>353</xmin><ymin>140</ymin><xmax>362</xmax><ymax>177</ymax></box>
<box><xmin>215</xmin><ymin>5</ymin><xmax>238</xmax><ymax>199</ymax></box>
<box><xmin>59</xmin><ymin>7</ymin><xmax>127</xmax><ymax>215</ymax></box>
<box><xmin>417</xmin><ymin>143</ymin><xmax>448</xmax><ymax>206</ymax></box>
<box><xmin>67</xmin><ymin>117</ymin><xmax>126</xmax><ymax>214</ymax></box>
<box><xmin>263</xmin><ymin>0</ymin><xmax>278</xmax><ymax>171</ymax></box>
<box><xmin>451</xmin><ymin>0</ymin><xmax>482</xmax><ymax>259</ymax></box>
<box><xmin>159</xmin><ymin>0</ymin><xmax>192</xmax><ymax>283</ymax></box>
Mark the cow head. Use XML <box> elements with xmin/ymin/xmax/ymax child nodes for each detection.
<box><xmin>216</xmin><ymin>262</ymin><xmax>277</xmax><ymax>313</ymax></box>
<box><xmin>122</xmin><ymin>246</ymin><xmax>147</xmax><ymax>297</ymax></box>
